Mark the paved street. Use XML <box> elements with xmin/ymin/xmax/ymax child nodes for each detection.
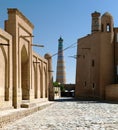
<box><xmin>1</xmin><ymin>98</ymin><xmax>118</xmax><ymax>130</ymax></box>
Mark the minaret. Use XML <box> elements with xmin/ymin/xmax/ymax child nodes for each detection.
<box><xmin>56</xmin><ymin>37</ymin><xmax>66</xmax><ymax>84</ymax></box>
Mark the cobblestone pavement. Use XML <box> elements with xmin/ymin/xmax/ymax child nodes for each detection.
<box><xmin>1</xmin><ymin>98</ymin><xmax>118</xmax><ymax>130</ymax></box>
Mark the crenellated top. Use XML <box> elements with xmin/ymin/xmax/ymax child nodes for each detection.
<box><xmin>91</xmin><ymin>11</ymin><xmax>101</xmax><ymax>17</ymax></box>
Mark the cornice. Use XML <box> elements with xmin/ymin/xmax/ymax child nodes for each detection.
<box><xmin>7</xmin><ymin>8</ymin><xmax>34</xmax><ymax>29</ymax></box>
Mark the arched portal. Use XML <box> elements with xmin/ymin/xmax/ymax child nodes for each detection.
<box><xmin>0</xmin><ymin>46</ymin><xmax>8</xmax><ymax>101</ymax></box>
<box><xmin>21</xmin><ymin>45</ymin><xmax>29</xmax><ymax>100</ymax></box>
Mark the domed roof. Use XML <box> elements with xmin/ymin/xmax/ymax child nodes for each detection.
<box><xmin>102</xmin><ymin>12</ymin><xmax>113</xmax><ymax>19</ymax></box>
<box><xmin>58</xmin><ymin>37</ymin><xmax>63</xmax><ymax>42</ymax></box>
<box><xmin>91</xmin><ymin>11</ymin><xmax>101</xmax><ymax>17</ymax></box>
<box><xmin>44</xmin><ymin>53</ymin><xmax>52</xmax><ymax>59</ymax></box>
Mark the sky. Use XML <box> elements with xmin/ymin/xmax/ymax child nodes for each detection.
<box><xmin>0</xmin><ymin>0</ymin><xmax>118</xmax><ymax>83</ymax></box>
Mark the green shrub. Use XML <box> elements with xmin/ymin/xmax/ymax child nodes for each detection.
<box><xmin>53</xmin><ymin>82</ymin><xmax>65</xmax><ymax>92</ymax></box>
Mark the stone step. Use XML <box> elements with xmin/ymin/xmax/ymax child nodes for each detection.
<box><xmin>0</xmin><ymin>101</ymin><xmax>54</xmax><ymax>128</ymax></box>
<box><xmin>21</xmin><ymin>98</ymin><xmax>48</xmax><ymax>108</ymax></box>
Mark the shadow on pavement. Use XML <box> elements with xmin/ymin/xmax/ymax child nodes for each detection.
<box><xmin>54</xmin><ymin>97</ymin><xmax>118</xmax><ymax>104</ymax></box>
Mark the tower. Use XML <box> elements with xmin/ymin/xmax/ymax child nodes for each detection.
<box><xmin>56</xmin><ymin>37</ymin><xmax>66</xmax><ymax>84</ymax></box>
<box><xmin>101</xmin><ymin>12</ymin><xmax>114</xmax><ymax>33</ymax></box>
<box><xmin>91</xmin><ymin>11</ymin><xmax>101</xmax><ymax>33</ymax></box>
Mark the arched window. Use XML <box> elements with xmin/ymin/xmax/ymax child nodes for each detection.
<box><xmin>92</xmin><ymin>60</ymin><xmax>95</xmax><ymax>67</ymax></box>
<box><xmin>107</xmin><ymin>24</ymin><xmax>110</xmax><ymax>32</ymax></box>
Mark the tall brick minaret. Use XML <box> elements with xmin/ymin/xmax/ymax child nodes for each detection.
<box><xmin>56</xmin><ymin>37</ymin><xmax>66</xmax><ymax>84</ymax></box>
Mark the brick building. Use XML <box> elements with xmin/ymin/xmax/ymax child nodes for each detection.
<box><xmin>75</xmin><ymin>11</ymin><xmax>118</xmax><ymax>101</ymax></box>
<box><xmin>0</xmin><ymin>8</ymin><xmax>54</xmax><ymax>109</ymax></box>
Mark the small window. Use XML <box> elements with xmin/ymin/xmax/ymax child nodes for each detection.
<box><xmin>92</xmin><ymin>83</ymin><xmax>95</xmax><ymax>89</ymax></box>
<box><xmin>92</xmin><ymin>60</ymin><xmax>95</xmax><ymax>67</ymax></box>
<box><xmin>116</xmin><ymin>33</ymin><xmax>118</xmax><ymax>43</ymax></box>
<box><xmin>83</xmin><ymin>55</ymin><xmax>85</xmax><ymax>59</ymax></box>
<box><xmin>107</xmin><ymin>24</ymin><xmax>110</xmax><ymax>32</ymax></box>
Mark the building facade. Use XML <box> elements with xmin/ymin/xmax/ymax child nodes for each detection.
<box><xmin>75</xmin><ymin>11</ymin><xmax>118</xmax><ymax>100</ymax></box>
<box><xmin>0</xmin><ymin>8</ymin><xmax>54</xmax><ymax>109</ymax></box>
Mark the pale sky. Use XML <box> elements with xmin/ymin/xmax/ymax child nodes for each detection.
<box><xmin>0</xmin><ymin>0</ymin><xmax>118</xmax><ymax>83</ymax></box>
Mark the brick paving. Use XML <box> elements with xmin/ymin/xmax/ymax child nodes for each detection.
<box><xmin>1</xmin><ymin>98</ymin><xmax>118</xmax><ymax>130</ymax></box>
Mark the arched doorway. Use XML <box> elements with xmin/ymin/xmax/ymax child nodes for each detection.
<box><xmin>21</xmin><ymin>45</ymin><xmax>29</xmax><ymax>100</ymax></box>
<box><xmin>0</xmin><ymin>46</ymin><xmax>8</xmax><ymax>101</ymax></box>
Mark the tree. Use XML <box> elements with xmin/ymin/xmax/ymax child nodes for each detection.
<box><xmin>53</xmin><ymin>82</ymin><xmax>65</xmax><ymax>92</ymax></box>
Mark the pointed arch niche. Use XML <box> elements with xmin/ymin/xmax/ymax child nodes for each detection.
<box><xmin>21</xmin><ymin>45</ymin><xmax>29</xmax><ymax>100</ymax></box>
<box><xmin>33</xmin><ymin>63</ymin><xmax>37</xmax><ymax>99</ymax></box>
<box><xmin>0</xmin><ymin>46</ymin><xmax>8</xmax><ymax>101</ymax></box>
<box><xmin>38</xmin><ymin>64</ymin><xmax>43</xmax><ymax>98</ymax></box>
